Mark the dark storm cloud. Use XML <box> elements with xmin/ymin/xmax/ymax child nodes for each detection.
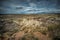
<box><xmin>0</xmin><ymin>0</ymin><xmax>60</xmax><ymax>14</ymax></box>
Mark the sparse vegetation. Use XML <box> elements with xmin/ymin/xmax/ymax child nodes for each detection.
<box><xmin>0</xmin><ymin>14</ymin><xmax>60</xmax><ymax>40</ymax></box>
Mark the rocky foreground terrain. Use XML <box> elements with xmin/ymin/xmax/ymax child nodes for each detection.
<box><xmin>0</xmin><ymin>14</ymin><xmax>60</xmax><ymax>40</ymax></box>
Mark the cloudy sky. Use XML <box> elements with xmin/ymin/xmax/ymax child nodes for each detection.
<box><xmin>0</xmin><ymin>0</ymin><xmax>60</xmax><ymax>14</ymax></box>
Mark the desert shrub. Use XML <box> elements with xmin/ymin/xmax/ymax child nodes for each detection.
<box><xmin>21</xmin><ymin>33</ymin><xmax>39</xmax><ymax>40</ymax></box>
<box><xmin>48</xmin><ymin>24</ymin><xmax>60</xmax><ymax>40</ymax></box>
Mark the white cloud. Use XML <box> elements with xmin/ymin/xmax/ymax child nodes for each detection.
<box><xmin>29</xmin><ymin>3</ymin><xmax>37</xmax><ymax>7</ymax></box>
